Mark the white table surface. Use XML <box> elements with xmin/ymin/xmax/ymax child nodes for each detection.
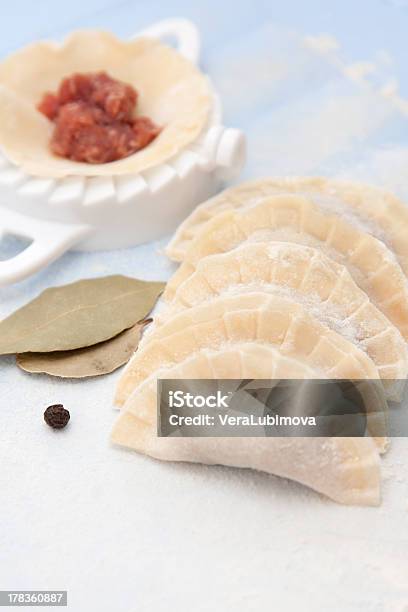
<box><xmin>1</xmin><ymin>2</ymin><xmax>408</xmax><ymax>611</ymax></box>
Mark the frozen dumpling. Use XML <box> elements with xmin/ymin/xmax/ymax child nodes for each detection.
<box><xmin>163</xmin><ymin>195</ymin><xmax>408</xmax><ymax>341</ymax></box>
<box><xmin>166</xmin><ymin>177</ymin><xmax>408</xmax><ymax>271</ymax></box>
<box><xmin>157</xmin><ymin>242</ymin><xmax>408</xmax><ymax>391</ymax></box>
<box><xmin>112</xmin><ymin>343</ymin><xmax>381</xmax><ymax>506</ymax></box>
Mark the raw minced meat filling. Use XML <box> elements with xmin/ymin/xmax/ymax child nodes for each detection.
<box><xmin>37</xmin><ymin>72</ymin><xmax>161</xmax><ymax>164</ymax></box>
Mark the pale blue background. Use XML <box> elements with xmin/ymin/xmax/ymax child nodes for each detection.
<box><xmin>1</xmin><ymin>3</ymin><xmax>408</xmax><ymax>612</ymax></box>
<box><xmin>2</xmin><ymin>1</ymin><xmax>408</xmax><ymax>93</ymax></box>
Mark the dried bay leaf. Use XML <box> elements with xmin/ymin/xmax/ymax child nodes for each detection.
<box><xmin>16</xmin><ymin>321</ymin><xmax>151</xmax><ymax>378</ymax></box>
<box><xmin>0</xmin><ymin>276</ymin><xmax>165</xmax><ymax>355</ymax></box>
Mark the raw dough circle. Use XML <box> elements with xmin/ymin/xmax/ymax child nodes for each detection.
<box><xmin>0</xmin><ymin>31</ymin><xmax>212</xmax><ymax>177</ymax></box>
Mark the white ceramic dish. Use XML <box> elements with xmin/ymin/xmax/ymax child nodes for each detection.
<box><xmin>0</xmin><ymin>18</ymin><xmax>246</xmax><ymax>286</ymax></box>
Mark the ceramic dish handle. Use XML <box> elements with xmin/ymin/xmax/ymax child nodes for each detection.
<box><xmin>0</xmin><ymin>209</ymin><xmax>91</xmax><ymax>287</ymax></box>
<box><xmin>137</xmin><ymin>18</ymin><xmax>201</xmax><ymax>65</ymax></box>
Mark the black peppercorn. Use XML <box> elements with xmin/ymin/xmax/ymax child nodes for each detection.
<box><xmin>44</xmin><ymin>404</ymin><xmax>70</xmax><ymax>429</ymax></box>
